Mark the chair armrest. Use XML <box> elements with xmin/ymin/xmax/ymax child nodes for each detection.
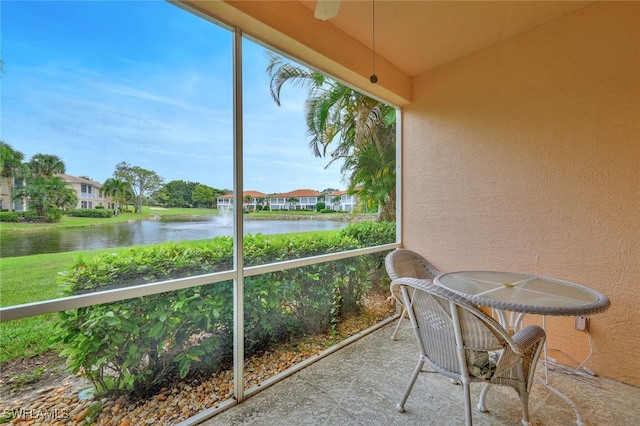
<box><xmin>511</xmin><ymin>325</ymin><xmax>545</xmax><ymax>353</ymax></box>
<box><xmin>493</xmin><ymin>325</ymin><xmax>545</xmax><ymax>382</ymax></box>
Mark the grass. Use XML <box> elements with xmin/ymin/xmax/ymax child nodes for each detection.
<box><xmin>0</xmin><ymin>247</ymin><xmax>133</xmax><ymax>363</ymax></box>
<box><xmin>11</xmin><ymin>366</ymin><xmax>46</xmax><ymax>386</ymax></box>
<box><xmin>0</xmin><ymin>216</ymin><xmax>341</xmax><ymax>364</ymax></box>
<box><xmin>0</xmin><ymin>315</ymin><xmax>62</xmax><ymax>364</ymax></box>
<box><xmin>0</xmin><ymin>206</ymin><xmax>217</xmax><ymax>232</ymax></box>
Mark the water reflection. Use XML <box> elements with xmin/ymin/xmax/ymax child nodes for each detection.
<box><xmin>0</xmin><ymin>218</ymin><xmax>347</xmax><ymax>258</ymax></box>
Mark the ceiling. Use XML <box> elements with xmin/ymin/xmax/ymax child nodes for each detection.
<box><xmin>301</xmin><ymin>1</ymin><xmax>593</xmax><ymax>77</ymax></box>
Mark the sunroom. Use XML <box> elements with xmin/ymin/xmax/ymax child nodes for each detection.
<box><xmin>177</xmin><ymin>0</ymin><xmax>640</xmax><ymax>424</ymax></box>
<box><xmin>1</xmin><ymin>1</ymin><xmax>638</xmax><ymax>425</ymax></box>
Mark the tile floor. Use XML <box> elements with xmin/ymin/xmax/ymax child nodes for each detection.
<box><xmin>200</xmin><ymin>321</ymin><xmax>640</xmax><ymax>425</ymax></box>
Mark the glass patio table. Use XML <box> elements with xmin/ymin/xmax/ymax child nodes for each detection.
<box><xmin>435</xmin><ymin>271</ymin><xmax>610</xmax><ymax>425</ymax></box>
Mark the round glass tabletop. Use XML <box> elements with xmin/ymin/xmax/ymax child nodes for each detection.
<box><xmin>435</xmin><ymin>271</ymin><xmax>610</xmax><ymax>316</ymax></box>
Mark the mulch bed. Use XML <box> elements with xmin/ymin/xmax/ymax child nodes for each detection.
<box><xmin>0</xmin><ymin>293</ymin><xmax>395</xmax><ymax>425</ymax></box>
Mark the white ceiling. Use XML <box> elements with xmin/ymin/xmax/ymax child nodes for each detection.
<box><xmin>302</xmin><ymin>1</ymin><xmax>593</xmax><ymax>76</ymax></box>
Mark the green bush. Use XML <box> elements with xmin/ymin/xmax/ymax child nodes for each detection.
<box><xmin>20</xmin><ymin>210</ymin><xmax>42</xmax><ymax>222</ymax></box>
<box><xmin>338</xmin><ymin>221</ymin><xmax>396</xmax><ymax>246</ymax></box>
<box><xmin>338</xmin><ymin>221</ymin><xmax>396</xmax><ymax>293</ymax></box>
<box><xmin>44</xmin><ymin>208</ymin><xmax>63</xmax><ymax>222</ymax></box>
<box><xmin>0</xmin><ymin>212</ymin><xmax>20</xmax><ymax>222</ymax></box>
<box><xmin>320</xmin><ymin>208</ymin><xmax>335</xmax><ymax>214</ymax></box>
<box><xmin>56</xmin><ymin>227</ymin><xmax>394</xmax><ymax>397</ymax></box>
<box><xmin>66</xmin><ymin>209</ymin><xmax>113</xmax><ymax>218</ymax></box>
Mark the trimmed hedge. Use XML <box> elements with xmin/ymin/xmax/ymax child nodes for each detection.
<box><xmin>0</xmin><ymin>212</ymin><xmax>20</xmax><ymax>222</ymax></box>
<box><xmin>0</xmin><ymin>210</ymin><xmax>65</xmax><ymax>222</ymax></box>
<box><xmin>66</xmin><ymin>209</ymin><xmax>114</xmax><ymax>218</ymax></box>
<box><xmin>56</xmin><ymin>221</ymin><xmax>395</xmax><ymax>397</ymax></box>
<box><xmin>339</xmin><ymin>221</ymin><xmax>395</xmax><ymax>247</ymax></box>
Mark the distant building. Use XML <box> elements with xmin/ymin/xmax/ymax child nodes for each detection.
<box><xmin>269</xmin><ymin>189</ymin><xmax>322</xmax><ymax>211</ymax></box>
<box><xmin>0</xmin><ymin>176</ymin><xmax>26</xmax><ymax>211</ymax></box>
<box><xmin>58</xmin><ymin>174</ymin><xmax>114</xmax><ymax>210</ymax></box>
<box><xmin>216</xmin><ymin>189</ymin><xmax>358</xmax><ymax>212</ymax></box>
<box><xmin>0</xmin><ymin>174</ymin><xmax>114</xmax><ymax>212</ymax></box>
<box><xmin>325</xmin><ymin>190</ymin><xmax>357</xmax><ymax>212</ymax></box>
<box><xmin>217</xmin><ymin>191</ymin><xmax>269</xmax><ymax>211</ymax></box>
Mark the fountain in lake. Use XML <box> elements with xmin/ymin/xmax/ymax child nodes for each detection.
<box><xmin>214</xmin><ymin>207</ymin><xmax>233</xmax><ymax>227</ymax></box>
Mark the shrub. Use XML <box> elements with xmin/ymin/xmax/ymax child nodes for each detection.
<box><xmin>0</xmin><ymin>212</ymin><xmax>20</xmax><ymax>222</ymax></box>
<box><xmin>320</xmin><ymin>208</ymin><xmax>335</xmax><ymax>214</ymax></box>
<box><xmin>55</xmin><ymin>230</ymin><xmax>393</xmax><ymax>397</ymax></box>
<box><xmin>20</xmin><ymin>210</ymin><xmax>41</xmax><ymax>222</ymax></box>
<box><xmin>95</xmin><ymin>205</ymin><xmax>105</xmax><ymax>209</ymax></box>
<box><xmin>315</xmin><ymin>202</ymin><xmax>326</xmax><ymax>211</ymax></box>
<box><xmin>44</xmin><ymin>208</ymin><xmax>63</xmax><ymax>222</ymax></box>
<box><xmin>66</xmin><ymin>209</ymin><xmax>114</xmax><ymax>218</ymax></box>
<box><xmin>338</xmin><ymin>221</ymin><xmax>396</xmax><ymax>246</ymax></box>
<box><xmin>338</xmin><ymin>221</ymin><xmax>397</xmax><ymax>293</ymax></box>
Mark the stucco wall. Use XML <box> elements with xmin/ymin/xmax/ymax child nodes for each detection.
<box><xmin>403</xmin><ymin>2</ymin><xmax>639</xmax><ymax>386</ymax></box>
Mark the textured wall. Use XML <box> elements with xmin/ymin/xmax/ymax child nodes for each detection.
<box><xmin>403</xmin><ymin>2</ymin><xmax>640</xmax><ymax>386</ymax></box>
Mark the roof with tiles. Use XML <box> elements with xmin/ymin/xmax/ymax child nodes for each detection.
<box><xmin>57</xmin><ymin>173</ymin><xmax>103</xmax><ymax>187</ymax></box>
<box><xmin>218</xmin><ymin>191</ymin><xmax>269</xmax><ymax>199</ymax></box>
<box><xmin>272</xmin><ymin>189</ymin><xmax>322</xmax><ymax>198</ymax></box>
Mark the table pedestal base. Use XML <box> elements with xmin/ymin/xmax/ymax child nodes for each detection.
<box><xmin>535</xmin><ymin>375</ymin><xmax>584</xmax><ymax>426</ymax></box>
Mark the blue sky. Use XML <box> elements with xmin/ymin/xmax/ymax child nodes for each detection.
<box><xmin>1</xmin><ymin>0</ymin><xmax>344</xmax><ymax>193</ymax></box>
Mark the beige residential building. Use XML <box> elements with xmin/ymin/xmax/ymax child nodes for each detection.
<box><xmin>0</xmin><ymin>176</ymin><xmax>26</xmax><ymax>211</ymax></box>
<box><xmin>0</xmin><ymin>173</ymin><xmax>113</xmax><ymax>212</ymax></box>
<box><xmin>58</xmin><ymin>173</ymin><xmax>114</xmax><ymax>210</ymax></box>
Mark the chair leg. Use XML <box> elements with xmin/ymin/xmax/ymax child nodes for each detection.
<box><xmin>516</xmin><ymin>363</ymin><xmax>531</xmax><ymax>426</ymax></box>
<box><xmin>463</xmin><ymin>382</ymin><xmax>473</xmax><ymax>426</ymax></box>
<box><xmin>477</xmin><ymin>383</ymin><xmax>491</xmax><ymax>412</ymax></box>
<box><xmin>391</xmin><ymin>287</ymin><xmax>418</xmax><ymax>341</ymax></box>
<box><xmin>397</xmin><ymin>358</ymin><xmax>424</xmax><ymax>412</ymax></box>
<box><xmin>390</xmin><ymin>306</ymin><xmax>406</xmax><ymax>340</ymax></box>
<box><xmin>519</xmin><ymin>388</ymin><xmax>531</xmax><ymax>426</ymax></box>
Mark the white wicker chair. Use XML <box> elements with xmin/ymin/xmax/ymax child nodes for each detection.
<box><xmin>385</xmin><ymin>249</ymin><xmax>440</xmax><ymax>340</ymax></box>
<box><xmin>391</xmin><ymin>277</ymin><xmax>546</xmax><ymax>426</ymax></box>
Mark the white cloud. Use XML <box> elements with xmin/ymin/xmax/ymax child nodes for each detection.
<box><xmin>1</xmin><ymin>1</ymin><xmax>345</xmax><ymax>193</ymax></box>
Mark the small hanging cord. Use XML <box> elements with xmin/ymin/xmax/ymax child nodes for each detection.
<box><xmin>370</xmin><ymin>0</ymin><xmax>378</xmax><ymax>83</ymax></box>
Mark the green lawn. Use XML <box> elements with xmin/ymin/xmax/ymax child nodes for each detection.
<box><xmin>0</xmin><ymin>247</ymin><xmax>132</xmax><ymax>363</ymax></box>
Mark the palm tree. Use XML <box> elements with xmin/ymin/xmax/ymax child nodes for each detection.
<box><xmin>286</xmin><ymin>197</ymin><xmax>299</xmax><ymax>210</ymax></box>
<box><xmin>13</xmin><ymin>176</ymin><xmax>77</xmax><ymax>221</ymax></box>
<box><xmin>243</xmin><ymin>194</ymin><xmax>254</xmax><ymax>212</ymax></box>
<box><xmin>0</xmin><ymin>141</ymin><xmax>28</xmax><ymax>212</ymax></box>
<box><xmin>256</xmin><ymin>196</ymin><xmax>267</xmax><ymax>211</ymax></box>
<box><xmin>342</xmin><ymin>124</ymin><xmax>396</xmax><ymax>221</ymax></box>
<box><xmin>102</xmin><ymin>178</ymin><xmax>134</xmax><ymax>215</ymax></box>
<box><xmin>267</xmin><ymin>52</ymin><xmax>396</xmax><ymax>220</ymax></box>
<box><xmin>28</xmin><ymin>153</ymin><xmax>66</xmax><ymax>178</ymax></box>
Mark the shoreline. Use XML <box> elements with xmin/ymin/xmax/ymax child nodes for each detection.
<box><xmin>0</xmin><ymin>212</ymin><xmax>376</xmax><ymax>234</ymax></box>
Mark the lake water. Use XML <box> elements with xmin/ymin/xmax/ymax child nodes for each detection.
<box><xmin>0</xmin><ymin>217</ymin><xmax>348</xmax><ymax>258</ymax></box>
